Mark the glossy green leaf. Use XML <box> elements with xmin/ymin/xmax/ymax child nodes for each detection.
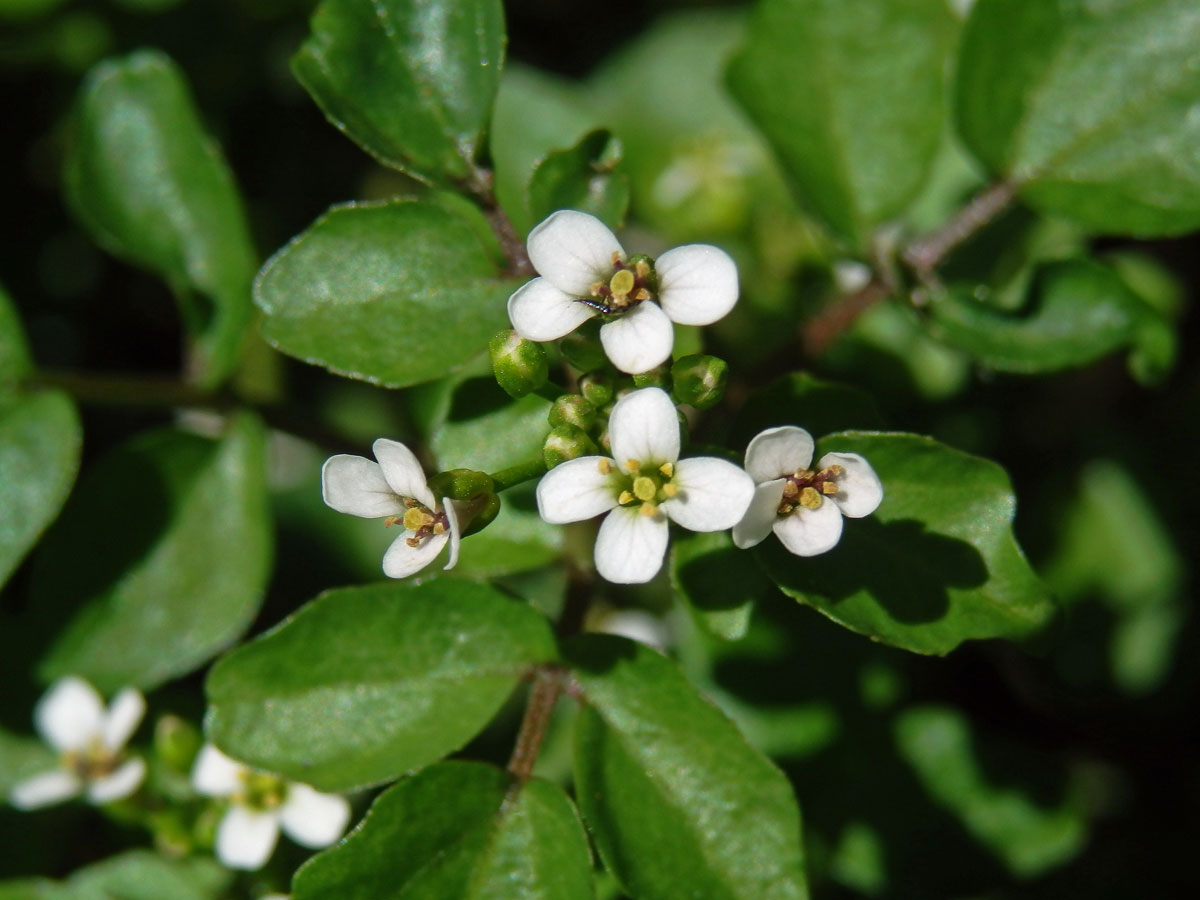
<box><xmin>927</xmin><ymin>259</ymin><xmax>1174</xmax><ymax>374</ymax></box>
<box><xmin>65</xmin><ymin>851</ymin><xmax>231</xmax><ymax>900</ymax></box>
<box><xmin>451</xmin><ymin>485</ymin><xmax>562</xmax><ymax>579</ymax></box>
<box><xmin>293</xmin><ymin>0</ymin><xmax>504</xmax><ymax>183</ymax></box>
<box><xmin>34</xmin><ymin>413</ymin><xmax>271</xmax><ymax>693</ymax></box>
<box><xmin>64</xmin><ymin>50</ymin><xmax>257</xmax><ymax>388</ymax></box>
<box><xmin>206</xmin><ymin>580</ymin><xmax>557</xmax><ymax>792</ymax></box>
<box><xmin>0</xmin><ymin>728</ymin><xmax>56</xmax><ymax>798</ymax></box>
<box><xmin>727</xmin><ymin>0</ymin><xmax>957</xmax><ymax>244</ymax></box>
<box><xmin>0</xmin><ymin>284</ymin><xmax>32</xmax><ymax>387</ymax></box>
<box><xmin>255</xmin><ymin>199</ymin><xmax>515</xmax><ymax>388</ymax></box>
<box><xmin>0</xmin><ymin>392</ymin><xmax>81</xmax><ymax>590</ymax></box>
<box><xmin>758</xmin><ymin>432</ymin><xmax>1054</xmax><ymax>655</ymax></box>
<box><xmin>895</xmin><ymin>706</ymin><xmax>1087</xmax><ymax>876</ymax></box>
<box><xmin>957</xmin><ymin>0</ymin><xmax>1200</xmax><ymax>235</ymax></box>
<box><xmin>527</xmin><ymin>130</ymin><xmax>629</xmax><ymax>233</ymax></box>
<box><xmin>0</xmin><ymin>881</ymin><xmax>63</xmax><ymax>900</ymax></box>
<box><xmin>430</xmin><ymin>375</ymin><xmax>550</xmax><ymax>474</ymax></box>
<box><xmin>294</xmin><ymin>762</ymin><xmax>593</xmax><ymax>900</ymax></box>
<box><xmin>671</xmin><ymin>530</ymin><xmax>774</xmax><ymax>641</ymax></box>
<box><xmin>568</xmin><ymin>635</ymin><xmax>808</xmax><ymax>900</ymax></box>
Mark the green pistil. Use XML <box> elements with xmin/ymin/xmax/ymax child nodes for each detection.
<box><xmin>236</xmin><ymin>771</ymin><xmax>288</xmax><ymax>812</ymax></box>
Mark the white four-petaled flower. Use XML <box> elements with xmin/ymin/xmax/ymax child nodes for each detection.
<box><xmin>322</xmin><ymin>439</ymin><xmax>461</xmax><ymax>578</ymax></box>
<box><xmin>732</xmin><ymin>426</ymin><xmax>883</xmax><ymax>556</ymax></box>
<box><xmin>9</xmin><ymin>677</ymin><xmax>146</xmax><ymax>810</ymax></box>
<box><xmin>537</xmin><ymin>387</ymin><xmax>754</xmax><ymax>583</ymax></box>
<box><xmin>191</xmin><ymin>744</ymin><xmax>351</xmax><ymax>871</ymax></box>
<box><xmin>508</xmin><ymin>210</ymin><xmax>739</xmax><ymax>374</ymax></box>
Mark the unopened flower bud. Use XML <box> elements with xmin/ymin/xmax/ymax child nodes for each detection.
<box><xmin>548</xmin><ymin>394</ymin><xmax>597</xmax><ymax>430</ymax></box>
<box><xmin>544</xmin><ymin>425</ymin><xmax>599</xmax><ymax>468</ymax></box>
<box><xmin>490</xmin><ymin>329</ymin><xmax>548</xmax><ymax>398</ymax></box>
<box><xmin>632</xmin><ymin>364</ymin><xmax>670</xmax><ymax>389</ymax></box>
<box><xmin>671</xmin><ymin>354</ymin><xmax>728</xmax><ymax>410</ymax></box>
<box><xmin>579</xmin><ymin>371</ymin><xmax>613</xmax><ymax>407</ymax></box>
<box><xmin>427</xmin><ymin>468</ymin><xmax>500</xmax><ymax>536</ymax></box>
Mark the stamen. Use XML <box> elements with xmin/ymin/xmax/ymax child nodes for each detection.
<box><xmin>635</xmin><ymin>260</ymin><xmax>651</xmax><ymax>279</ymax></box>
<box><xmin>821</xmin><ymin>482</ymin><xmax>839</xmax><ymax>495</ymax></box>
<box><xmin>433</xmin><ymin>523</ymin><xmax>445</xmax><ymax>534</ymax></box>
<box><xmin>626</xmin><ymin>458</ymin><xmax>641</xmax><ymax>472</ymax></box>
<box><xmin>799</xmin><ymin>487</ymin><xmax>823</xmax><ymax>509</ymax></box>
<box><xmin>618</xmin><ymin>490</ymin><xmax>635</xmax><ymax>505</ymax></box>
<box><xmin>661</xmin><ymin>483</ymin><xmax>678</xmax><ymax>498</ymax></box>
<box><xmin>639</xmin><ymin>502</ymin><xmax>659</xmax><ymax>517</ymax></box>
<box><xmin>782</xmin><ymin>481</ymin><xmax>799</xmax><ymax>499</ymax></box>
<box><xmin>597</xmin><ymin>459</ymin><xmax>612</xmax><ymax>475</ymax></box>
<box><xmin>633</xmin><ymin>288</ymin><xmax>651</xmax><ymax>301</ymax></box>
<box><xmin>403</xmin><ymin>498</ymin><xmax>420</xmax><ymax>508</ymax></box>
<box><xmin>658</xmin><ymin>462</ymin><xmax>674</xmax><ymax>477</ymax></box>
<box><xmin>383</xmin><ymin>515</ymin><xmax>402</xmax><ymax>528</ymax></box>
<box><xmin>405</xmin><ymin>536</ymin><xmax>421</xmax><ymax>547</ymax></box>
<box><xmin>611</xmin><ymin>251</ymin><xmax>623</xmax><ymax>267</ymax></box>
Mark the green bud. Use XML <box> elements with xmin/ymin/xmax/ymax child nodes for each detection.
<box><xmin>632</xmin><ymin>364</ymin><xmax>670</xmax><ymax>388</ymax></box>
<box><xmin>579</xmin><ymin>370</ymin><xmax>613</xmax><ymax>407</ymax></box>
<box><xmin>154</xmin><ymin>714</ymin><xmax>202</xmax><ymax>776</ymax></box>
<box><xmin>490</xmin><ymin>329</ymin><xmax>548</xmax><ymax>398</ymax></box>
<box><xmin>671</xmin><ymin>354</ymin><xmax>728</xmax><ymax>410</ymax></box>
<box><xmin>427</xmin><ymin>468</ymin><xmax>500</xmax><ymax>536</ymax></box>
<box><xmin>548</xmin><ymin>394</ymin><xmax>597</xmax><ymax>430</ymax></box>
<box><xmin>544</xmin><ymin>424</ymin><xmax>599</xmax><ymax>468</ymax></box>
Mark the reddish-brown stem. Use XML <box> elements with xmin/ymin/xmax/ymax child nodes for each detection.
<box><xmin>802</xmin><ymin>279</ymin><xmax>891</xmax><ymax>358</ymax></box>
<box><xmin>462</xmin><ymin>166</ymin><xmax>533</xmax><ymax>278</ymax></box>
<box><xmin>902</xmin><ymin>180</ymin><xmax>1018</xmax><ymax>282</ymax></box>
<box><xmin>507</xmin><ymin>667</ymin><xmax>564</xmax><ymax>781</ymax></box>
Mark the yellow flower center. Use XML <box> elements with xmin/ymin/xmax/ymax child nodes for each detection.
<box><xmin>777</xmin><ymin>464</ymin><xmax>844</xmax><ymax>516</ymax></box>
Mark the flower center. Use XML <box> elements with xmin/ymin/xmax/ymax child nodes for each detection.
<box><xmin>581</xmin><ymin>253</ymin><xmax>658</xmax><ymax>315</ymax></box>
<box><xmin>777</xmin><ymin>464</ymin><xmax>844</xmax><ymax>516</ymax></box>
<box><xmin>603</xmin><ymin>457</ymin><xmax>677</xmax><ymax>517</ymax></box>
<box><xmin>234</xmin><ymin>769</ymin><xmax>288</xmax><ymax>812</ymax></box>
<box><xmin>384</xmin><ymin>498</ymin><xmax>449</xmax><ymax>547</ymax></box>
<box><xmin>62</xmin><ymin>737</ymin><xmax>122</xmax><ymax>781</ymax></box>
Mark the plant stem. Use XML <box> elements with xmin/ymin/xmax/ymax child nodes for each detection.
<box><xmin>489</xmin><ymin>457</ymin><xmax>547</xmax><ymax>492</ymax></box>
<box><xmin>507</xmin><ymin>667</ymin><xmax>564</xmax><ymax>781</ymax></box>
<box><xmin>463</xmin><ymin>165</ymin><xmax>533</xmax><ymax>278</ymax></box>
<box><xmin>901</xmin><ymin>179</ymin><xmax>1018</xmax><ymax>282</ymax></box>
<box><xmin>802</xmin><ymin>279</ymin><xmax>892</xmax><ymax>357</ymax></box>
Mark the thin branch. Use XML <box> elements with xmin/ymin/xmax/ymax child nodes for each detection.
<box><xmin>462</xmin><ymin>166</ymin><xmax>533</xmax><ymax>278</ymax></box>
<box><xmin>507</xmin><ymin>667</ymin><xmax>564</xmax><ymax>781</ymax></box>
<box><xmin>802</xmin><ymin>278</ymin><xmax>892</xmax><ymax>358</ymax></box>
<box><xmin>902</xmin><ymin>180</ymin><xmax>1018</xmax><ymax>282</ymax></box>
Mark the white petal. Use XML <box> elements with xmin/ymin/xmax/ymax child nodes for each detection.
<box><xmin>819</xmin><ymin>451</ymin><xmax>884</xmax><ymax>518</ymax></box>
<box><xmin>773</xmin><ymin>501</ymin><xmax>844</xmax><ymax>557</ymax></box>
<box><xmin>599</xmin><ymin>301</ymin><xmax>674</xmax><ymax>374</ymax></box>
<box><xmin>373</xmin><ymin>439</ymin><xmax>435</xmax><ymax>508</ymax></box>
<box><xmin>321</xmin><ymin>455</ymin><xmax>405</xmax><ymax>519</ymax></box>
<box><xmin>280</xmin><ymin>783</ymin><xmax>351</xmax><ymax>849</ymax></box>
<box><xmin>87</xmin><ymin>757</ymin><xmax>145</xmax><ymax>804</ymax></box>
<box><xmin>9</xmin><ymin>769</ymin><xmax>83</xmax><ymax>809</ymax></box>
<box><xmin>594</xmin><ymin>506</ymin><xmax>670</xmax><ymax>584</ymax></box>
<box><xmin>382</xmin><ymin>530</ymin><xmax>448</xmax><ymax>578</ymax></box>
<box><xmin>661</xmin><ymin>457</ymin><xmax>755</xmax><ymax>532</ymax></box>
<box><xmin>655</xmin><ymin>244</ymin><xmax>739</xmax><ymax>326</ymax></box>
<box><xmin>101</xmin><ymin>688</ymin><xmax>145</xmax><ymax>751</ymax></box>
<box><xmin>443</xmin><ymin>499</ymin><xmax>461</xmax><ymax>571</ymax></box>
<box><xmin>508</xmin><ymin>277</ymin><xmax>596</xmax><ymax>341</ymax></box>
<box><xmin>192</xmin><ymin>743</ymin><xmax>244</xmax><ymax>797</ymax></box>
<box><xmin>216</xmin><ymin>806</ymin><xmax>281</xmax><ymax>871</ymax></box>
<box><xmin>608</xmin><ymin>387</ymin><xmax>680</xmax><ymax>470</ymax></box>
<box><xmin>35</xmin><ymin>677</ymin><xmax>105</xmax><ymax>752</ymax></box>
<box><xmin>744</xmin><ymin>426</ymin><xmax>815</xmax><ymax>483</ymax></box>
<box><xmin>733</xmin><ymin>480</ymin><xmax>787</xmax><ymax>549</ymax></box>
<box><xmin>527</xmin><ymin>210</ymin><xmax>624</xmax><ymax>296</ymax></box>
<box><xmin>536</xmin><ymin>456</ymin><xmax>620</xmax><ymax>524</ymax></box>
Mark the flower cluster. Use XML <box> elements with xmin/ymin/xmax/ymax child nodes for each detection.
<box><xmin>192</xmin><ymin>743</ymin><xmax>350</xmax><ymax>871</ymax></box>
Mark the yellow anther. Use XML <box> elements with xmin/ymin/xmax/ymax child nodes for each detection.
<box><xmin>633</xmin><ymin>288</ymin><xmax>652</xmax><ymax>301</ymax></box>
<box><xmin>827</xmin><ymin>465</ymin><xmax>845</xmax><ymax>477</ymax></box>
<box><xmin>589</xmin><ymin>281</ymin><xmax>606</xmax><ymax>297</ymax></box>
<box><xmin>658</xmin><ymin>462</ymin><xmax>674</xmax><ymax>477</ymax></box>
<box><xmin>661</xmin><ymin>483</ymin><xmax>678</xmax><ymax>498</ymax></box>
<box><xmin>635</xmin><ymin>260</ymin><xmax>651</xmax><ymax>279</ymax></box>
<box><xmin>610</xmin><ymin>269</ymin><xmax>636</xmax><ymax>297</ymax></box>
<box><xmin>403</xmin><ymin>498</ymin><xmax>420</xmax><ymax>508</ymax></box>
<box><xmin>639</xmin><ymin>502</ymin><xmax>659</xmax><ymax>517</ymax></box>
<box><xmin>821</xmin><ymin>482</ymin><xmax>839</xmax><ymax>495</ymax></box>
<box><xmin>433</xmin><ymin>523</ymin><xmax>445</xmax><ymax>534</ymax></box>
<box><xmin>402</xmin><ymin>508</ymin><xmax>426</xmax><ymax>531</ymax></box>
<box><xmin>633</xmin><ymin>476</ymin><xmax>657</xmax><ymax>501</ymax></box>
<box><xmin>597</xmin><ymin>458</ymin><xmax>612</xmax><ymax>475</ymax></box>
<box><xmin>626</xmin><ymin>458</ymin><xmax>641</xmax><ymax>472</ymax></box>
<box><xmin>618</xmin><ymin>490</ymin><xmax>634</xmax><ymax>505</ymax></box>
<box><xmin>383</xmin><ymin>515</ymin><xmax>402</xmax><ymax>528</ymax></box>
<box><xmin>405</xmin><ymin>536</ymin><xmax>421</xmax><ymax>547</ymax></box>
<box><xmin>799</xmin><ymin>487</ymin><xmax>823</xmax><ymax>509</ymax></box>
<box><xmin>611</xmin><ymin>251</ymin><xmax>624</xmax><ymax>267</ymax></box>
<box><xmin>782</xmin><ymin>481</ymin><xmax>799</xmax><ymax>499</ymax></box>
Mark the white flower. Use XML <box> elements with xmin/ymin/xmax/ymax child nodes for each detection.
<box><xmin>536</xmin><ymin>387</ymin><xmax>754</xmax><ymax>583</ymax></box>
<box><xmin>508</xmin><ymin>210</ymin><xmax>739</xmax><ymax>374</ymax></box>
<box><xmin>732</xmin><ymin>426</ymin><xmax>883</xmax><ymax>556</ymax></box>
<box><xmin>191</xmin><ymin>744</ymin><xmax>351</xmax><ymax>871</ymax></box>
<box><xmin>322</xmin><ymin>438</ymin><xmax>461</xmax><ymax>578</ymax></box>
<box><xmin>9</xmin><ymin>677</ymin><xmax>146</xmax><ymax>810</ymax></box>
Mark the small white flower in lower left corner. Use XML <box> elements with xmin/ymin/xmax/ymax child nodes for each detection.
<box><xmin>9</xmin><ymin>677</ymin><xmax>146</xmax><ymax>810</ymax></box>
<box><xmin>192</xmin><ymin>744</ymin><xmax>351</xmax><ymax>871</ymax></box>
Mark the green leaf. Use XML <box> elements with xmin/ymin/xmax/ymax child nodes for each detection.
<box><xmin>34</xmin><ymin>413</ymin><xmax>271</xmax><ymax>693</ymax></box>
<box><xmin>0</xmin><ymin>728</ymin><xmax>56</xmax><ymax>798</ymax></box>
<box><xmin>895</xmin><ymin>706</ymin><xmax>1087</xmax><ymax>876</ymax></box>
<box><xmin>758</xmin><ymin>432</ymin><xmax>1054</xmax><ymax>655</ymax></box>
<box><xmin>293</xmin><ymin>762</ymin><xmax>593</xmax><ymax>900</ymax></box>
<box><xmin>527</xmin><ymin>130</ymin><xmax>629</xmax><ymax>233</ymax></box>
<box><xmin>255</xmin><ymin>199</ymin><xmax>515</xmax><ymax>388</ymax></box>
<box><xmin>727</xmin><ymin>0</ymin><xmax>957</xmax><ymax>244</ymax></box>
<box><xmin>568</xmin><ymin>635</ymin><xmax>808</xmax><ymax>900</ymax></box>
<box><xmin>956</xmin><ymin>0</ymin><xmax>1200</xmax><ymax>236</ymax></box>
<box><xmin>670</xmin><ymin>530</ymin><xmax>774</xmax><ymax>641</ymax></box>
<box><xmin>0</xmin><ymin>284</ymin><xmax>33</xmax><ymax>387</ymax></box>
<box><xmin>730</xmin><ymin>372</ymin><xmax>886</xmax><ymax>455</ymax></box>
<box><xmin>206</xmin><ymin>580</ymin><xmax>557</xmax><ymax>792</ymax></box>
<box><xmin>927</xmin><ymin>259</ymin><xmax>1174</xmax><ymax>374</ymax></box>
<box><xmin>293</xmin><ymin>0</ymin><xmax>504</xmax><ymax>183</ymax></box>
<box><xmin>0</xmin><ymin>392</ymin><xmax>81</xmax><ymax>590</ymax></box>
<box><xmin>451</xmin><ymin>485</ymin><xmax>562</xmax><ymax>579</ymax></box>
<box><xmin>65</xmin><ymin>851</ymin><xmax>232</xmax><ymax>900</ymax></box>
<box><xmin>64</xmin><ymin>49</ymin><xmax>257</xmax><ymax>388</ymax></box>
<box><xmin>430</xmin><ymin>375</ymin><xmax>550</xmax><ymax>474</ymax></box>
